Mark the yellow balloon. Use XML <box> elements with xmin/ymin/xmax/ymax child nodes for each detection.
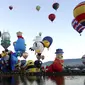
<box><xmin>73</xmin><ymin>1</ymin><xmax>85</xmax><ymax>26</ymax></box>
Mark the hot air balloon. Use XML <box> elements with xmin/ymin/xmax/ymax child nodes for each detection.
<box><xmin>52</xmin><ymin>2</ymin><xmax>59</xmax><ymax>10</ymax></box>
<box><xmin>81</xmin><ymin>55</ymin><xmax>85</xmax><ymax>65</ymax></box>
<box><xmin>36</xmin><ymin>5</ymin><xmax>40</xmax><ymax>11</ymax></box>
<box><xmin>9</xmin><ymin>6</ymin><xmax>13</xmax><ymax>10</ymax></box>
<box><xmin>72</xmin><ymin>19</ymin><xmax>85</xmax><ymax>36</ymax></box>
<box><xmin>42</xmin><ymin>36</ymin><xmax>53</xmax><ymax>48</ymax></box>
<box><xmin>22</xmin><ymin>52</ymin><xmax>28</xmax><ymax>59</ymax></box>
<box><xmin>48</xmin><ymin>14</ymin><xmax>56</xmax><ymax>22</ymax></box>
<box><xmin>0</xmin><ymin>31</ymin><xmax>1</xmax><ymax>37</ymax></box>
<box><xmin>1</xmin><ymin>31</ymin><xmax>11</xmax><ymax>49</ymax></box>
<box><xmin>13</xmin><ymin>31</ymin><xmax>26</xmax><ymax>56</ymax></box>
<box><xmin>29</xmin><ymin>32</ymin><xmax>44</xmax><ymax>54</ymax></box>
<box><xmin>73</xmin><ymin>1</ymin><xmax>85</xmax><ymax>26</ymax></box>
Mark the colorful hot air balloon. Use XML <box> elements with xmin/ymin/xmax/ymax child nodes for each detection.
<box><xmin>52</xmin><ymin>2</ymin><xmax>59</xmax><ymax>10</ymax></box>
<box><xmin>36</xmin><ymin>5</ymin><xmax>40</xmax><ymax>11</ymax></box>
<box><xmin>1</xmin><ymin>31</ymin><xmax>11</xmax><ymax>49</ymax></box>
<box><xmin>82</xmin><ymin>55</ymin><xmax>85</xmax><ymax>65</ymax></box>
<box><xmin>13</xmin><ymin>31</ymin><xmax>26</xmax><ymax>56</ymax></box>
<box><xmin>9</xmin><ymin>6</ymin><xmax>13</xmax><ymax>10</ymax></box>
<box><xmin>72</xmin><ymin>19</ymin><xmax>85</xmax><ymax>36</ymax></box>
<box><xmin>48</xmin><ymin>14</ymin><xmax>56</xmax><ymax>22</ymax></box>
<box><xmin>42</xmin><ymin>36</ymin><xmax>53</xmax><ymax>48</ymax></box>
<box><xmin>73</xmin><ymin>1</ymin><xmax>85</xmax><ymax>26</ymax></box>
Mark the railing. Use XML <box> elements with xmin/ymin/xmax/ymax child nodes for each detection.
<box><xmin>0</xmin><ymin>70</ymin><xmax>85</xmax><ymax>76</ymax></box>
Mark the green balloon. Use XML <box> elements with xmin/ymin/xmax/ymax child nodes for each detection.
<box><xmin>36</xmin><ymin>5</ymin><xmax>40</xmax><ymax>11</ymax></box>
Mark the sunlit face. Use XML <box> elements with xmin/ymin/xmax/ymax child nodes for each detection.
<box><xmin>56</xmin><ymin>53</ymin><xmax>63</xmax><ymax>59</ymax></box>
<box><xmin>43</xmin><ymin>40</ymin><xmax>50</xmax><ymax>48</ymax></box>
<box><xmin>33</xmin><ymin>42</ymin><xmax>44</xmax><ymax>54</ymax></box>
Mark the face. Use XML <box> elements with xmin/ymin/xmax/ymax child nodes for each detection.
<box><xmin>33</xmin><ymin>42</ymin><xmax>44</xmax><ymax>54</ymax></box>
<box><xmin>43</xmin><ymin>40</ymin><xmax>50</xmax><ymax>48</ymax></box>
<box><xmin>56</xmin><ymin>53</ymin><xmax>63</xmax><ymax>59</ymax></box>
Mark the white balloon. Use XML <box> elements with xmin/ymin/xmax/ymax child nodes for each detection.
<box><xmin>33</xmin><ymin>32</ymin><xmax>42</xmax><ymax>42</ymax></box>
<box><xmin>33</xmin><ymin>42</ymin><xmax>44</xmax><ymax>53</ymax></box>
<box><xmin>1</xmin><ymin>32</ymin><xmax>10</xmax><ymax>40</ymax></box>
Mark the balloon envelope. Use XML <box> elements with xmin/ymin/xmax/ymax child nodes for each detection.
<box><xmin>0</xmin><ymin>31</ymin><xmax>1</xmax><ymax>37</ymax></box>
<box><xmin>82</xmin><ymin>55</ymin><xmax>85</xmax><ymax>65</ymax></box>
<box><xmin>9</xmin><ymin>6</ymin><xmax>13</xmax><ymax>10</ymax></box>
<box><xmin>36</xmin><ymin>5</ymin><xmax>40</xmax><ymax>11</ymax></box>
<box><xmin>42</xmin><ymin>36</ymin><xmax>53</xmax><ymax>48</ymax></box>
<box><xmin>13</xmin><ymin>38</ymin><xmax>26</xmax><ymax>53</ymax></box>
<box><xmin>73</xmin><ymin>1</ymin><xmax>85</xmax><ymax>26</ymax></box>
<box><xmin>52</xmin><ymin>3</ymin><xmax>59</xmax><ymax>10</ymax></box>
<box><xmin>34</xmin><ymin>60</ymin><xmax>42</xmax><ymax>68</ymax></box>
<box><xmin>1</xmin><ymin>40</ymin><xmax>11</xmax><ymax>49</ymax></box>
<box><xmin>48</xmin><ymin>14</ymin><xmax>56</xmax><ymax>22</ymax></box>
<box><xmin>72</xmin><ymin>19</ymin><xmax>85</xmax><ymax>35</ymax></box>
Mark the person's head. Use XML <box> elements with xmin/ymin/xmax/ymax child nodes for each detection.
<box><xmin>55</xmin><ymin>48</ymin><xmax>64</xmax><ymax>59</ymax></box>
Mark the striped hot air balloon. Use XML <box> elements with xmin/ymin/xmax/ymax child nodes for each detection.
<box><xmin>72</xmin><ymin>19</ymin><xmax>85</xmax><ymax>36</ymax></box>
<box><xmin>73</xmin><ymin>1</ymin><xmax>85</xmax><ymax>26</ymax></box>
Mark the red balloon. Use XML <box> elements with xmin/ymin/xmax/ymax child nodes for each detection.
<box><xmin>48</xmin><ymin>14</ymin><xmax>56</xmax><ymax>22</ymax></box>
<box><xmin>9</xmin><ymin>6</ymin><xmax>13</xmax><ymax>10</ymax></box>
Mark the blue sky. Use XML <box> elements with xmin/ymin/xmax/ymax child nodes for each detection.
<box><xmin>0</xmin><ymin>0</ymin><xmax>85</xmax><ymax>62</ymax></box>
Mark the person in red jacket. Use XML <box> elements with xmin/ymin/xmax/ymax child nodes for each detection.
<box><xmin>46</xmin><ymin>48</ymin><xmax>64</xmax><ymax>72</ymax></box>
